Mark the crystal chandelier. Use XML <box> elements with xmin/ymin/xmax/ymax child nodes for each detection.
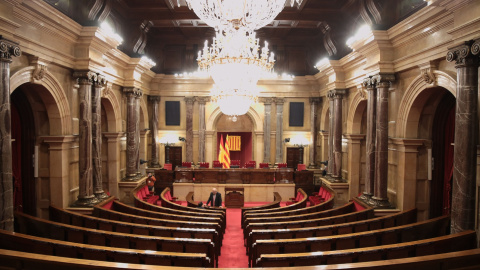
<box><xmin>180</xmin><ymin>0</ymin><xmax>303</xmax><ymax>33</ymax></box>
<box><xmin>177</xmin><ymin>0</ymin><xmax>304</xmax><ymax>118</ymax></box>
<box><xmin>197</xmin><ymin>30</ymin><xmax>273</xmax><ymax>118</ymax></box>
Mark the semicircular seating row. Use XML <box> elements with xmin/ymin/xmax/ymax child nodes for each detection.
<box><xmin>1</xmin><ymin>181</ymin><xmax>480</xmax><ymax>269</ymax></box>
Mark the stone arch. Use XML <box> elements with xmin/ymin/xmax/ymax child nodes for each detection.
<box><xmin>101</xmin><ymin>86</ymin><xmax>122</xmax><ymax>132</ymax></box>
<box><xmin>346</xmin><ymin>90</ymin><xmax>367</xmax><ymax>134</ymax></box>
<box><xmin>10</xmin><ymin>67</ymin><xmax>72</xmax><ymax>135</ymax></box>
<box><xmin>320</xmin><ymin>99</ymin><xmax>330</xmax><ymax>131</ymax></box>
<box><xmin>396</xmin><ymin>71</ymin><xmax>456</xmax><ymax>138</ymax></box>
<box><xmin>206</xmin><ymin>106</ymin><xmax>262</xmax><ymax>132</ymax></box>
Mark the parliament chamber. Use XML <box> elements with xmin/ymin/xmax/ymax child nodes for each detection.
<box><xmin>1</xmin><ymin>0</ymin><xmax>480</xmax><ymax>269</ymax></box>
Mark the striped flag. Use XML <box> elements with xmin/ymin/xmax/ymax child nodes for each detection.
<box><xmin>224</xmin><ymin>135</ymin><xmax>231</xmax><ymax>168</ymax></box>
<box><xmin>218</xmin><ymin>135</ymin><xmax>225</xmax><ymax>166</ymax></box>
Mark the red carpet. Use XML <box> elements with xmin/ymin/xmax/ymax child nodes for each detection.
<box><xmin>218</xmin><ymin>202</ymin><xmax>293</xmax><ymax>268</ymax></box>
<box><xmin>218</xmin><ymin>207</ymin><xmax>249</xmax><ymax>268</ymax></box>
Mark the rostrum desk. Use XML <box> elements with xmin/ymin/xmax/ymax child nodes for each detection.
<box><xmin>157</xmin><ymin>168</ymin><xmax>313</xmax><ymax>204</ymax></box>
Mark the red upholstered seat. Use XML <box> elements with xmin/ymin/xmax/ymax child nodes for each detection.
<box><xmin>246</xmin><ymin>161</ymin><xmax>256</xmax><ymax>168</ymax></box>
<box><xmin>213</xmin><ymin>160</ymin><xmax>222</xmax><ymax>168</ymax></box>
<box><xmin>182</xmin><ymin>162</ymin><xmax>192</xmax><ymax>167</ymax></box>
<box><xmin>286</xmin><ymin>191</ymin><xmax>304</xmax><ymax>206</ymax></box>
<box><xmin>277</xmin><ymin>163</ymin><xmax>287</xmax><ymax>168</ymax></box>
<box><xmin>199</xmin><ymin>162</ymin><xmax>209</xmax><ymax>168</ymax></box>
<box><xmin>164</xmin><ymin>163</ymin><xmax>172</xmax><ymax>170</ymax></box>
<box><xmin>259</xmin><ymin>163</ymin><xmax>269</xmax><ymax>168</ymax></box>
<box><xmin>297</xmin><ymin>164</ymin><xmax>306</xmax><ymax>171</ymax></box>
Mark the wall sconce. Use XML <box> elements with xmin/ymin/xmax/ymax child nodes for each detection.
<box><xmin>178</xmin><ymin>137</ymin><xmax>186</xmax><ymax>142</ymax></box>
<box><xmin>284</xmin><ymin>138</ymin><xmax>290</xmax><ymax>143</ymax></box>
<box><xmin>140</xmin><ymin>159</ymin><xmax>149</xmax><ymax>165</ymax></box>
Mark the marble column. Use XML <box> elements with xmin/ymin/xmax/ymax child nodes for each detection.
<box><xmin>73</xmin><ymin>71</ymin><xmax>100</xmax><ymax>207</ymax></box>
<box><xmin>359</xmin><ymin>77</ymin><xmax>376</xmax><ymax>202</ymax></box>
<box><xmin>371</xmin><ymin>74</ymin><xmax>395</xmax><ymax>208</ymax></box>
<box><xmin>123</xmin><ymin>87</ymin><xmax>142</xmax><ymax>181</ymax></box>
<box><xmin>275</xmin><ymin>98</ymin><xmax>285</xmax><ymax>164</ymax></box>
<box><xmin>309</xmin><ymin>97</ymin><xmax>321</xmax><ymax>168</ymax></box>
<box><xmin>135</xmin><ymin>93</ymin><xmax>141</xmax><ymax>176</ymax></box>
<box><xmin>330</xmin><ymin>90</ymin><xmax>346</xmax><ymax>180</ymax></box>
<box><xmin>262</xmin><ymin>98</ymin><xmax>273</xmax><ymax>164</ymax></box>
<box><xmin>0</xmin><ymin>36</ymin><xmax>20</xmax><ymax>231</ymax></box>
<box><xmin>327</xmin><ymin>94</ymin><xmax>335</xmax><ymax>176</ymax></box>
<box><xmin>185</xmin><ymin>97</ymin><xmax>195</xmax><ymax>163</ymax></box>
<box><xmin>92</xmin><ymin>74</ymin><xmax>108</xmax><ymax>200</ymax></box>
<box><xmin>197</xmin><ymin>97</ymin><xmax>209</xmax><ymax>163</ymax></box>
<box><xmin>447</xmin><ymin>40</ymin><xmax>480</xmax><ymax>233</ymax></box>
<box><xmin>149</xmin><ymin>96</ymin><xmax>161</xmax><ymax>167</ymax></box>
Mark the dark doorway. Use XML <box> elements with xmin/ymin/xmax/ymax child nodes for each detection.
<box><xmin>429</xmin><ymin>92</ymin><xmax>455</xmax><ymax>218</ymax></box>
<box><xmin>166</xmin><ymin>146</ymin><xmax>182</xmax><ymax>170</ymax></box>
<box><xmin>11</xmin><ymin>89</ymin><xmax>36</xmax><ymax>216</ymax></box>
<box><xmin>286</xmin><ymin>147</ymin><xmax>304</xmax><ymax>169</ymax></box>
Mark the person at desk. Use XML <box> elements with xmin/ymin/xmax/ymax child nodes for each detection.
<box><xmin>206</xmin><ymin>188</ymin><xmax>222</xmax><ymax>207</ymax></box>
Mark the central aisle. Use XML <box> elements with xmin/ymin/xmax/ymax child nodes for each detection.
<box><xmin>217</xmin><ymin>208</ymin><xmax>249</xmax><ymax>268</ymax></box>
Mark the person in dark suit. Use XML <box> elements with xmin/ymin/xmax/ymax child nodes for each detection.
<box><xmin>206</xmin><ymin>188</ymin><xmax>222</xmax><ymax>207</ymax></box>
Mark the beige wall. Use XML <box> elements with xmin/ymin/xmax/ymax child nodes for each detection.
<box><xmin>2</xmin><ymin>0</ymin><xmax>480</xmax><ymax>225</ymax></box>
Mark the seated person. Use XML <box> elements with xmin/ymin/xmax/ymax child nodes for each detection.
<box><xmin>206</xmin><ymin>188</ymin><xmax>222</xmax><ymax>207</ymax></box>
<box><xmin>146</xmin><ymin>173</ymin><xmax>156</xmax><ymax>192</ymax></box>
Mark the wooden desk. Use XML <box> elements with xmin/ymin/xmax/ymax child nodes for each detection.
<box><xmin>225</xmin><ymin>187</ymin><xmax>244</xmax><ymax>208</ymax></box>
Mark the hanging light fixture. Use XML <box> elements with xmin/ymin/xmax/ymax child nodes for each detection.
<box><xmin>197</xmin><ymin>30</ymin><xmax>274</xmax><ymax>118</ymax></box>
<box><xmin>176</xmin><ymin>0</ymin><xmax>303</xmax><ymax>118</ymax></box>
<box><xmin>179</xmin><ymin>0</ymin><xmax>303</xmax><ymax>33</ymax></box>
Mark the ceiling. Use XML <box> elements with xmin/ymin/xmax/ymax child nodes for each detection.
<box><xmin>44</xmin><ymin>0</ymin><xmax>426</xmax><ymax>76</ymax></box>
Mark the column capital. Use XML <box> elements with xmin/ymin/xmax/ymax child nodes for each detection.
<box><xmin>259</xmin><ymin>97</ymin><xmax>274</xmax><ymax>104</ymax></box>
<box><xmin>0</xmin><ymin>36</ymin><xmax>21</xmax><ymax>62</ymax></box>
<box><xmin>122</xmin><ymin>87</ymin><xmax>142</xmax><ymax>98</ymax></box>
<box><xmin>371</xmin><ymin>73</ymin><xmax>395</xmax><ymax>88</ymax></box>
<box><xmin>41</xmin><ymin>135</ymin><xmax>76</xmax><ymax>149</ymax></box>
<box><xmin>184</xmin><ymin>96</ymin><xmax>195</xmax><ymax>104</ymax></box>
<box><xmin>148</xmin><ymin>95</ymin><xmax>161</xmax><ymax>103</ymax></box>
<box><xmin>196</xmin><ymin>96</ymin><xmax>210</xmax><ymax>104</ymax></box>
<box><xmin>447</xmin><ymin>39</ymin><xmax>480</xmax><ymax>67</ymax></box>
<box><xmin>327</xmin><ymin>89</ymin><xmax>347</xmax><ymax>99</ymax></box>
<box><xmin>362</xmin><ymin>76</ymin><xmax>376</xmax><ymax>89</ymax></box>
<box><xmin>274</xmin><ymin>97</ymin><xmax>285</xmax><ymax>105</ymax></box>
<box><xmin>73</xmin><ymin>70</ymin><xmax>97</xmax><ymax>85</ymax></box>
<box><xmin>309</xmin><ymin>97</ymin><xmax>322</xmax><ymax>104</ymax></box>
<box><xmin>94</xmin><ymin>73</ymin><xmax>107</xmax><ymax>87</ymax></box>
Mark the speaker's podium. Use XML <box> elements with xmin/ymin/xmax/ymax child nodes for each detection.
<box><xmin>225</xmin><ymin>187</ymin><xmax>244</xmax><ymax>208</ymax></box>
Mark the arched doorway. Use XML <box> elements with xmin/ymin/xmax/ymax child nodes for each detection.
<box><xmin>429</xmin><ymin>92</ymin><xmax>455</xmax><ymax>218</ymax></box>
<box><xmin>396</xmin><ymin>70</ymin><xmax>456</xmax><ymax>219</ymax></box>
<box><xmin>11</xmin><ymin>89</ymin><xmax>36</xmax><ymax>216</ymax></box>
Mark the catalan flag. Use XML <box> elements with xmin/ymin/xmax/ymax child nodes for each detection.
<box><xmin>218</xmin><ymin>135</ymin><xmax>225</xmax><ymax>166</ymax></box>
<box><xmin>224</xmin><ymin>135</ymin><xmax>231</xmax><ymax>168</ymax></box>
